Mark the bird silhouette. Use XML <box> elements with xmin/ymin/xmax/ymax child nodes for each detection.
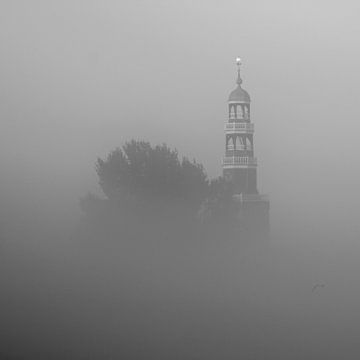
<box><xmin>312</xmin><ymin>283</ymin><xmax>325</xmax><ymax>293</ymax></box>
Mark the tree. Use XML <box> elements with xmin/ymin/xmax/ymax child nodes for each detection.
<box><xmin>81</xmin><ymin>139</ymin><xmax>239</xmax><ymax>236</ymax></box>
<box><xmin>95</xmin><ymin>140</ymin><xmax>209</xmax><ymax>209</ymax></box>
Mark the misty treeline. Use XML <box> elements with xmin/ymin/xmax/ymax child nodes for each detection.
<box><xmin>79</xmin><ymin>140</ymin><xmax>237</xmax><ymax>242</ymax></box>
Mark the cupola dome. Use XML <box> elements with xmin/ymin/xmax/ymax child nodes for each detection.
<box><xmin>228</xmin><ymin>86</ymin><xmax>251</xmax><ymax>102</ymax></box>
<box><xmin>228</xmin><ymin>57</ymin><xmax>251</xmax><ymax>103</ymax></box>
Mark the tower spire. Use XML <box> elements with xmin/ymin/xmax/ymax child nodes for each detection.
<box><xmin>236</xmin><ymin>57</ymin><xmax>242</xmax><ymax>86</ymax></box>
<box><xmin>222</xmin><ymin>58</ymin><xmax>270</xmax><ymax>235</ymax></box>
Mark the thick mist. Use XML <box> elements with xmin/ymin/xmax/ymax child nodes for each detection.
<box><xmin>1</xmin><ymin>0</ymin><xmax>360</xmax><ymax>359</ymax></box>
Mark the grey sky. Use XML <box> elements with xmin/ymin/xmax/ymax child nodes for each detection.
<box><xmin>1</xmin><ymin>0</ymin><xmax>360</xmax><ymax>227</ymax></box>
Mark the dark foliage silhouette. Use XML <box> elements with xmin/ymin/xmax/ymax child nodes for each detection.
<box><xmin>80</xmin><ymin>140</ymin><xmax>239</xmax><ymax>237</ymax></box>
<box><xmin>95</xmin><ymin>140</ymin><xmax>208</xmax><ymax>205</ymax></box>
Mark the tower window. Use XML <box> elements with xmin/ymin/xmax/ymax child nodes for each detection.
<box><xmin>235</xmin><ymin>136</ymin><xmax>245</xmax><ymax>150</ymax></box>
<box><xmin>237</xmin><ymin>105</ymin><xmax>243</xmax><ymax>119</ymax></box>
<box><xmin>230</xmin><ymin>106</ymin><xmax>235</xmax><ymax>119</ymax></box>
<box><xmin>227</xmin><ymin>137</ymin><xmax>235</xmax><ymax>150</ymax></box>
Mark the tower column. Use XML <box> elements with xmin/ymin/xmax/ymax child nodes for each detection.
<box><xmin>223</xmin><ymin>58</ymin><xmax>257</xmax><ymax>195</ymax></box>
<box><xmin>222</xmin><ymin>57</ymin><xmax>270</xmax><ymax>235</ymax></box>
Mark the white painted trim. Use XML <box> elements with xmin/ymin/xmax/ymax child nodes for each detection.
<box><xmin>228</xmin><ymin>101</ymin><xmax>251</xmax><ymax>104</ymax></box>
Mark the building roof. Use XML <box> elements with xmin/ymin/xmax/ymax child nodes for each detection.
<box><xmin>228</xmin><ymin>85</ymin><xmax>251</xmax><ymax>102</ymax></box>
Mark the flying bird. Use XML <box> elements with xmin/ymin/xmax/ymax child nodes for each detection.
<box><xmin>312</xmin><ymin>283</ymin><xmax>325</xmax><ymax>293</ymax></box>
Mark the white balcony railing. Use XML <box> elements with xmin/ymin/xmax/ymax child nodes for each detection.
<box><xmin>229</xmin><ymin>114</ymin><xmax>250</xmax><ymax>120</ymax></box>
<box><xmin>226</xmin><ymin>146</ymin><xmax>253</xmax><ymax>151</ymax></box>
<box><xmin>233</xmin><ymin>193</ymin><xmax>269</xmax><ymax>202</ymax></box>
<box><xmin>224</xmin><ymin>122</ymin><xmax>254</xmax><ymax>133</ymax></box>
<box><xmin>222</xmin><ymin>156</ymin><xmax>257</xmax><ymax>168</ymax></box>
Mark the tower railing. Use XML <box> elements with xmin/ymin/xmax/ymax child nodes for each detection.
<box><xmin>224</xmin><ymin>122</ymin><xmax>254</xmax><ymax>133</ymax></box>
<box><xmin>233</xmin><ymin>193</ymin><xmax>269</xmax><ymax>202</ymax></box>
<box><xmin>222</xmin><ymin>156</ymin><xmax>257</xmax><ymax>167</ymax></box>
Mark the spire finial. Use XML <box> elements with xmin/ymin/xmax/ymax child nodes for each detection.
<box><xmin>236</xmin><ymin>57</ymin><xmax>242</xmax><ymax>86</ymax></box>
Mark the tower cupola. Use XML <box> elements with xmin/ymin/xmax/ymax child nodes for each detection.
<box><xmin>223</xmin><ymin>57</ymin><xmax>257</xmax><ymax>194</ymax></box>
<box><xmin>228</xmin><ymin>58</ymin><xmax>251</xmax><ymax>103</ymax></box>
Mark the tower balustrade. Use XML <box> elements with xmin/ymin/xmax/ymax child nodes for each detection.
<box><xmin>224</xmin><ymin>122</ymin><xmax>254</xmax><ymax>134</ymax></box>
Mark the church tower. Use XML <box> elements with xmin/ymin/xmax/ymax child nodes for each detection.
<box><xmin>223</xmin><ymin>58</ymin><xmax>257</xmax><ymax>194</ymax></box>
<box><xmin>223</xmin><ymin>58</ymin><xmax>269</xmax><ymax>233</ymax></box>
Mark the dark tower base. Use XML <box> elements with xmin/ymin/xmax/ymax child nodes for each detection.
<box><xmin>233</xmin><ymin>194</ymin><xmax>270</xmax><ymax>236</ymax></box>
<box><xmin>223</xmin><ymin>168</ymin><xmax>258</xmax><ymax>194</ymax></box>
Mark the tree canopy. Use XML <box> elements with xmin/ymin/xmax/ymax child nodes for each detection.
<box><xmin>95</xmin><ymin>140</ymin><xmax>209</xmax><ymax>208</ymax></box>
<box><xmin>80</xmin><ymin>139</ymin><xmax>238</xmax><ymax>233</ymax></box>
